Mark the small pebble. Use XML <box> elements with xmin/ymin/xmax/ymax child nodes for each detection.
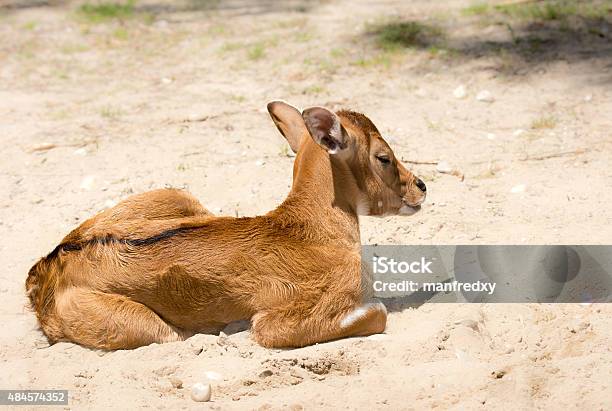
<box><xmin>436</xmin><ymin>161</ymin><xmax>452</xmax><ymax>174</ymax></box>
<box><xmin>415</xmin><ymin>88</ymin><xmax>427</xmax><ymax>98</ymax></box>
<box><xmin>259</xmin><ymin>370</ymin><xmax>273</xmax><ymax>378</ymax></box>
<box><xmin>512</xmin><ymin>129</ymin><xmax>526</xmax><ymax>137</ymax></box>
<box><xmin>476</xmin><ymin>90</ymin><xmax>494</xmax><ymax>103</ymax></box>
<box><xmin>168</xmin><ymin>376</ymin><xmax>183</xmax><ymax>389</ymax></box>
<box><xmin>161</xmin><ymin>77</ymin><xmax>172</xmax><ymax>85</ymax></box>
<box><xmin>157</xmin><ymin>379</ymin><xmax>173</xmax><ymax>393</ymax></box>
<box><xmin>453</xmin><ymin>85</ymin><xmax>467</xmax><ymax>99</ymax></box>
<box><xmin>191</xmin><ymin>382</ymin><xmax>211</xmax><ymax>402</ymax></box>
<box><xmin>73</xmin><ymin>148</ymin><xmax>87</xmax><ymax>156</ymax></box>
<box><xmin>510</xmin><ymin>184</ymin><xmax>526</xmax><ymax>193</ymax></box>
<box><xmin>255</xmin><ymin>159</ymin><xmax>265</xmax><ymax>167</ymax></box>
<box><xmin>187</xmin><ymin>113</ymin><xmax>204</xmax><ymax>122</ymax></box>
<box><xmin>204</xmin><ymin>371</ymin><xmax>222</xmax><ymax>381</ymax></box>
<box><xmin>80</xmin><ymin>175</ymin><xmax>95</xmax><ymax>190</ymax></box>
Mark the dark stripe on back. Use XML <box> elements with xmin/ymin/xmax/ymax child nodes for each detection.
<box><xmin>46</xmin><ymin>225</ymin><xmax>206</xmax><ymax>259</ymax></box>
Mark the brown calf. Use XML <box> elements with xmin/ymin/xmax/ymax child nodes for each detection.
<box><xmin>26</xmin><ymin>101</ymin><xmax>426</xmax><ymax>350</ymax></box>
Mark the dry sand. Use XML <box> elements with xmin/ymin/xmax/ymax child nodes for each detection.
<box><xmin>1</xmin><ymin>0</ymin><xmax>611</xmax><ymax>409</ymax></box>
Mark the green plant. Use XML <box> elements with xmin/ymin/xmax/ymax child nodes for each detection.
<box><xmin>78</xmin><ymin>0</ymin><xmax>135</xmax><ymax>23</ymax></box>
<box><xmin>462</xmin><ymin>3</ymin><xmax>490</xmax><ymax>16</ymax></box>
<box><xmin>248</xmin><ymin>42</ymin><xmax>266</xmax><ymax>60</ymax></box>
<box><xmin>369</xmin><ymin>20</ymin><xmax>444</xmax><ymax>50</ymax></box>
<box><xmin>531</xmin><ymin>115</ymin><xmax>557</xmax><ymax>129</ymax></box>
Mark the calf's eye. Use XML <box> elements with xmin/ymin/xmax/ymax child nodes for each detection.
<box><xmin>376</xmin><ymin>155</ymin><xmax>390</xmax><ymax>165</ymax></box>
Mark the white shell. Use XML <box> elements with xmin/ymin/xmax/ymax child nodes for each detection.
<box><xmin>190</xmin><ymin>382</ymin><xmax>211</xmax><ymax>402</ymax></box>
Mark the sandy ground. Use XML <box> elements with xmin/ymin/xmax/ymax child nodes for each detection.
<box><xmin>1</xmin><ymin>0</ymin><xmax>611</xmax><ymax>409</ymax></box>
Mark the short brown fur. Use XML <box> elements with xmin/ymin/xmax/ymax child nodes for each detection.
<box><xmin>26</xmin><ymin>102</ymin><xmax>426</xmax><ymax>350</ymax></box>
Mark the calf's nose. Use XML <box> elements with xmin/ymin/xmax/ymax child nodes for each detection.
<box><xmin>415</xmin><ymin>178</ymin><xmax>426</xmax><ymax>193</ymax></box>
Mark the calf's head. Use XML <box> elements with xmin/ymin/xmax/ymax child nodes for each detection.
<box><xmin>267</xmin><ymin>101</ymin><xmax>426</xmax><ymax>217</ymax></box>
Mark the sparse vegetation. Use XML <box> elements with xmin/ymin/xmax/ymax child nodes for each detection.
<box><xmin>463</xmin><ymin>0</ymin><xmax>612</xmax><ymax>22</ymax></box>
<box><xmin>531</xmin><ymin>115</ymin><xmax>558</xmax><ymax>129</ymax></box>
<box><xmin>22</xmin><ymin>21</ymin><xmax>37</xmax><ymax>30</ymax></box>
<box><xmin>352</xmin><ymin>52</ymin><xmax>396</xmax><ymax>69</ymax></box>
<box><xmin>368</xmin><ymin>20</ymin><xmax>444</xmax><ymax>50</ymax></box>
<box><xmin>230</xmin><ymin>94</ymin><xmax>246</xmax><ymax>103</ymax></box>
<box><xmin>78</xmin><ymin>0</ymin><xmax>135</xmax><ymax>23</ymax></box>
<box><xmin>329</xmin><ymin>48</ymin><xmax>346</xmax><ymax>59</ymax></box>
<box><xmin>461</xmin><ymin>3</ymin><xmax>489</xmax><ymax>16</ymax></box>
<box><xmin>302</xmin><ymin>85</ymin><xmax>325</xmax><ymax>95</ymax></box>
<box><xmin>219</xmin><ymin>42</ymin><xmax>243</xmax><ymax>54</ymax></box>
<box><xmin>248</xmin><ymin>42</ymin><xmax>266</xmax><ymax>60</ymax></box>
<box><xmin>295</xmin><ymin>31</ymin><xmax>314</xmax><ymax>42</ymax></box>
<box><xmin>113</xmin><ymin>27</ymin><xmax>129</xmax><ymax>40</ymax></box>
<box><xmin>61</xmin><ymin>43</ymin><xmax>89</xmax><ymax>54</ymax></box>
<box><xmin>207</xmin><ymin>24</ymin><xmax>227</xmax><ymax>35</ymax></box>
<box><xmin>100</xmin><ymin>105</ymin><xmax>123</xmax><ymax>119</ymax></box>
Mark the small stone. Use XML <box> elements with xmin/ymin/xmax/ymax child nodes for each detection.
<box><xmin>583</xmin><ymin>94</ymin><xmax>592</xmax><ymax>102</ymax></box>
<box><xmin>510</xmin><ymin>184</ymin><xmax>526</xmax><ymax>193</ymax></box>
<box><xmin>80</xmin><ymin>175</ymin><xmax>95</xmax><ymax>190</ymax></box>
<box><xmin>512</xmin><ymin>129</ymin><xmax>526</xmax><ymax>137</ymax></box>
<box><xmin>73</xmin><ymin>148</ymin><xmax>87</xmax><ymax>156</ymax></box>
<box><xmin>415</xmin><ymin>88</ymin><xmax>427</xmax><ymax>98</ymax></box>
<box><xmin>187</xmin><ymin>113</ymin><xmax>204</xmax><ymax>122</ymax></box>
<box><xmin>168</xmin><ymin>376</ymin><xmax>183</xmax><ymax>389</ymax></box>
<box><xmin>191</xmin><ymin>382</ymin><xmax>211</xmax><ymax>402</ymax></box>
<box><xmin>255</xmin><ymin>159</ymin><xmax>265</xmax><ymax>167</ymax></box>
<box><xmin>486</xmin><ymin>133</ymin><xmax>496</xmax><ymax>140</ymax></box>
<box><xmin>103</xmin><ymin>199</ymin><xmax>117</xmax><ymax>209</ymax></box>
<box><xmin>491</xmin><ymin>370</ymin><xmax>506</xmax><ymax>379</ymax></box>
<box><xmin>453</xmin><ymin>85</ymin><xmax>467</xmax><ymax>99</ymax></box>
<box><xmin>436</xmin><ymin>161</ymin><xmax>452</xmax><ymax>174</ymax></box>
<box><xmin>204</xmin><ymin>371</ymin><xmax>222</xmax><ymax>381</ymax></box>
<box><xmin>476</xmin><ymin>90</ymin><xmax>494</xmax><ymax>103</ymax></box>
<box><xmin>161</xmin><ymin>77</ymin><xmax>172</xmax><ymax>85</ymax></box>
<box><xmin>157</xmin><ymin>379</ymin><xmax>173</xmax><ymax>393</ymax></box>
<box><xmin>258</xmin><ymin>370</ymin><xmax>273</xmax><ymax>378</ymax></box>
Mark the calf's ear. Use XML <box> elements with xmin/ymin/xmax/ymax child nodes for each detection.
<box><xmin>266</xmin><ymin>100</ymin><xmax>307</xmax><ymax>153</ymax></box>
<box><xmin>302</xmin><ymin>107</ymin><xmax>349</xmax><ymax>155</ymax></box>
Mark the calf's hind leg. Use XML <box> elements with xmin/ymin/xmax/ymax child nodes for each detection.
<box><xmin>106</xmin><ymin>188</ymin><xmax>213</xmax><ymax>221</ymax></box>
<box><xmin>56</xmin><ymin>288</ymin><xmax>188</xmax><ymax>350</ymax></box>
